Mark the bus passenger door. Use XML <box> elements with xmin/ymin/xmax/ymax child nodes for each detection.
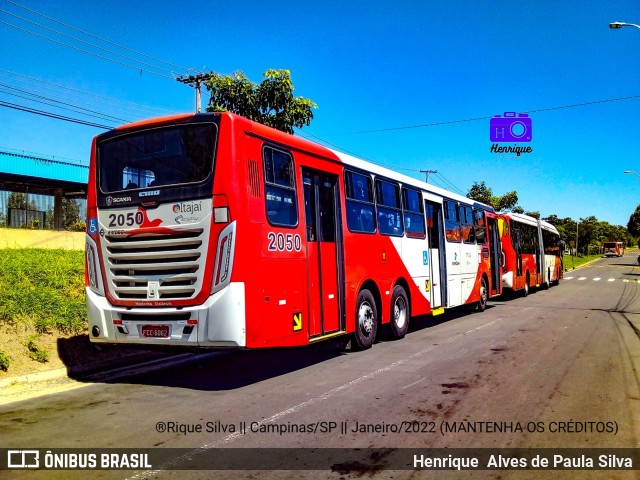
<box><xmin>425</xmin><ymin>200</ymin><xmax>446</xmax><ymax>310</ymax></box>
<box><xmin>303</xmin><ymin>169</ymin><xmax>343</xmax><ymax>338</ymax></box>
<box><xmin>487</xmin><ymin>215</ymin><xmax>502</xmax><ymax>296</ymax></box>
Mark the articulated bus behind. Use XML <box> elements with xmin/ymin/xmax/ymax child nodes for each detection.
<box><xmin>540</xmin><ymin>220</ymin><xmax>563</xmax><ymax>286</ymax></box>
<box><xmin>499</xmin><ymin>212</ymin><xmax>562</xmax><ymax>296</ymax></box>
<box><xmin>603</xmin><ymin>241</ymin><xmax>625</xmax><ymax>257</ymax></box>
<box><xmin>86</xmin><ymin>111</ymin><xmax>503</xmax><ymax>351</ymax></box>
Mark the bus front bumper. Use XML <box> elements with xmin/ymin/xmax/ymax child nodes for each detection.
<box><xmin>87</xmin><ymin>283</ymin><xmax>246</xmax><ymax>348</ymax></box>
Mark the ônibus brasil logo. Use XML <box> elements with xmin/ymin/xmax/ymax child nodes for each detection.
<box><xmin>489</xmin><ymin>112</ymin><xmax>533</xmax><ymax>157</ymax></box>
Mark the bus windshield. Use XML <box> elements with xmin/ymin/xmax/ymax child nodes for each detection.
<box><xmin>98</xmin><ymin>123</ymin><xmax>216</xmax><ymax>194</ymax></box>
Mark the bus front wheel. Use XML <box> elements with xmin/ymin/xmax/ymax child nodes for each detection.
<box><xmin>353</xmin><ymin>289</ymin><xmax>378</xmax><ymax>350</ymax></box>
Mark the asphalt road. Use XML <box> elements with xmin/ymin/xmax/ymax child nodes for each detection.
<box><xmin>2</xmin><ymin>254</ymin><xmax>640</xmax><ymax>480</ymax></box>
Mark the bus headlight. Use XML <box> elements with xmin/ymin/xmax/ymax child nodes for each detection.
<box><xmin>85</xmin><ymin>236</ymin><xmax>104</xmax><ymax>295</ymax></box>
<box><xmin>211</xmin><ymin>221</ymin><xmax>236</xmax><ymax>294</ymax></box>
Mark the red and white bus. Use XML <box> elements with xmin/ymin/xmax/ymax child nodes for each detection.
<box><xmin>603</xmin><ymin>241</ymin><xmax>624</xmax><ymax>257</ymax></box>
<box><xmin>85</xmin><ymin>112</ymin><xmax>503</xmax><ymax>350</ymax></box>
<box><xmin>498</xmin><ymin>212</ymin><xmax>562</xmax><ymax>296</ymax></box>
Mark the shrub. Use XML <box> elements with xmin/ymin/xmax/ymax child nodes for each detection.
<box><xmin>70</xmin><ymin>221</ymin><xmax>86</xmax><ymax>232</ymax></box>
<box><xmin>25</xmin><ymin>335</ymin><xmax>48</xmax><ymax>363</ymax></box>
<box><xmin>0</xmin><ymin>349</ymin><xmax>10</xmax><ymax>371</ymax></box>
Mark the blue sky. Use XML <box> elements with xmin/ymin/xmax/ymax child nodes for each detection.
<box><xmin>1</xmin><ymin>0</ymin><xmax>639</xmax><ymax>226</ymax></box>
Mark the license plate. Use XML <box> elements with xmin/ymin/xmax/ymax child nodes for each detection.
<box><xmin>141</xmin><ymin>325</ymin><xmax>169</xmax><ymax>338</ymax></box>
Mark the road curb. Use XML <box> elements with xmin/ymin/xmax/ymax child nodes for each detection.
<box><xmin>0</xmin><ymin>367</ymin><xmax>68</xmax><ymax>388</ymax></box>
<box><xmin>0</xmin><ymin>351</ymin><xmax>223</xmax><ymax>406</ymax></box>
<box><xmin>0</xmin><ymin>351</ymin><xmax>176</xmax><ymax>389</ymax></box>
<box><xmin>563</xmin><ymin>257</ymin><xmax>602</xmax><ymax>272</ymax></box>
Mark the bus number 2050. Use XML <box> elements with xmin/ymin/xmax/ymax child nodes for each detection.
<box><xmin>267</xmin><ymin>232</ymin><xmax>302</xmax><ymax>252</ymax></box>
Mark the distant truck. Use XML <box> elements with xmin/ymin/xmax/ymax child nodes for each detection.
<box><xmin>603</xmin><ymin>241</ymin><xmax>625</xmax><ymax>257</ymax></box>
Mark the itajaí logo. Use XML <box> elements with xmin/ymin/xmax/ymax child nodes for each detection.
<box><xmin>489</xmin><ymin>112</ymin><xmax>533</xmax><ymax>156</ymax></box>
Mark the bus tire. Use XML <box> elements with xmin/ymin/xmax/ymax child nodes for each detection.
<box><xmin>476</xmin><ymin>276</ymin><xmax>488</xmax><ymax>312</ymax></box>
<box><xmin>389</xmin><ymin>285</ymin><xmax>409</xmax><ymax>339</ymax></box>
<box><xmin>353</xmin><ymin>289</ymin><xmax>378</xmax><ymax>350</ymax></box>
<box><xmin>522</xmin><ymin>273</ymin><xmax>530</xmax><ymax>297</ymax></box>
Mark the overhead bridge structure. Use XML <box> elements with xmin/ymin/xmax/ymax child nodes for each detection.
<box><xmin>0</xmin><ymin>149</ymin><xmax>88</xmax><ymax>229</ymax></box>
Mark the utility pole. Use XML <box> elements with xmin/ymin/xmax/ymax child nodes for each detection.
<box><xmin>176</xmin><ymin>73</ymin><xmax>211</xmax><ymax>113</ymax></box>
<box><xmin>420</xmin><ymin>169</ymin><xmax>438</xmax><ymax>183</ymax></box>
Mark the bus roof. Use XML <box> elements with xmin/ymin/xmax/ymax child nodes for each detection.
<box><xmin>332</xmin><ymin>150</ymin><xmax>494</xmax><ymax>211</ymax></box>
<box><xmin>540</xmin><ymin>220</ymin><xmax>560</xmax><ymax>235</ymax></box>
<box><xmin>506</xmin><ymin>212</ymin><xmax>560</xmax><ymax>235</ymax></box>
<box><xmin>504</xmin><ymin>212</ymin><xmax>539</xmax><ymax>227</ymax></box>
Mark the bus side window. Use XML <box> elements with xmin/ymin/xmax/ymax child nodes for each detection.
<box><xmin>402</xmin><ymin>187</ymin><xmax>425</xmax><ymax>238</ymax></box>
<box><xmin>345</xmin><ymin>171</ymin><xmax>376</xmax><ymax>233</ymax></box>
<box><xmin>460</xmin><ymin>205</ymin><xmax>475</xmax><ymax>244</ymax></box>
<box><xmin>375</xmin><ymin>178</ymin><xmax>403</xmax><ymax>237</ymax></box>
<box><xmin>263</xmin><ymin>146</ymin><xmax>298</xmax><ymax>227</ymax></box>
<box><xmin>444</xmin><ymin>200</ymin><xmax>461</xmax><ymax>242</ymax></box>
<box><xmin>473</xmin><ymin>209</ymin><xmax>487</xmax><ymax>244</ymax></box>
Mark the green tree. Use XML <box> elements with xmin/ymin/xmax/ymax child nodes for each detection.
<box><xmin>495</xmin><ymin>191</ymin><xmax>519</xmax><ymax>211</ymax></box>
<box><xmin>467</xmin><ymin>181</ymin><xmax>493</xmax><ymax>205</ymax></box>
<box><xmin>7</xmin><ymin>192</ymin><xmax>37</xmax><ymax>210</ymax></box>
<box><xmin>542</xmin><ymin>215</ymin><xmax>574</xmax><ymax>246</ymax></box>
<box><xmin>628</xmin><ymin>204</ymin><xmax>640</xmax><ymax>238</ymax></box>
<box><xmin>6</xmin><ymin>192</ymin><xmax>38</xmax><ymax>228</ymax></box>
<box><xmin>467</xmin><ymin>181</ymin><xmax>518</xmax><ymax>211</ymax></box>
<box><xmin>205</xmin><ymin>69</ymin><xmax>317</xmax><ymax>134</ymax></box>
<box><xmin>62</xmin><ymin>198</ymin><xmax>82</xmax><ymax>230</ymax></box>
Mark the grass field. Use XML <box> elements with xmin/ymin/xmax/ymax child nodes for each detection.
<box><xmin>562</xmin><ymin>254</ymin><xmax>605</xmax><ymax>271</ymax></box>
<box><xmin>0</xmin><ymin>248</ymin><xmax>86</xmax><ymax>373</ymax></box>
<box><xmin>0</xmin><ymin>249</ymin><xmax>86</xmax><ymax>333</ymax></box>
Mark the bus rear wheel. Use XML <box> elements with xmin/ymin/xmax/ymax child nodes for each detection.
<box><xmin>476</xmin><ymin>276</ymin><xmax>488</xmax><ymax>312</ymax></box>
<box><xmin>353</xmin><ymin>289</ymin><xmax>378</xmax><ymax>350</ymax></box>
<box><xmin>389</xmin><ymin>285</ymin><xmax>409</xmax><ymax>339</ymax></box>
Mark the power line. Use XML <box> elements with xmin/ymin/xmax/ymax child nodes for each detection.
<box><xmin>0</xmin><ymin>69</ymin><xmax>174</xmax><ymax>116</ymax></box>
<box><xmin>0</xmin><ymin>2</ymin><xmax>204</xmax><ymax>109</ymax></box>
<box><xmin>0</xmin><ymin>146</ymin><xmax>85</xmax><ymax>164</ymax></box>
<box><xmin>0</xmin><ymin>88</ymin><xmax>122</xmax><ymax>125</ymax></box>
<box><xmin>0</xmin><ymin>82</ymin><xmax>130</xmax><ymax>123</ymax></box>
<box><xmin>296</xmin><ymin>129</ymin><xmax>371</xmax><ymax>159</ymax></box>
<box><xmin>434</xmin><ymin>171</ymin><xmax>467</xmax><ymax>196</ymax></box>
<box><xmin>3</xmin><ymin>0</ymin><xmax>188</xmax><ymax>72</ymax></box>
<box><xmin>0</xmin><ymin>20</ymin><xmax>174</xmax><ymax>79</ymax></box>
<box><xmin>346</xmin><ymin>94</ymin><xmax>640</xmax><ymax>134</ymax></box>
<box><xmin>0</xmin><ymin>100</ymin><xmax>111</xmax><ymax>129</ymax></box>
<box><xmin>420</xmin><ymin>169</ymin><xmax>438</xmax><ymax>183</ymax></box>
<box><xmin>0</xmin><ymin>8</ymin><xmax>178</xmax><ymax>77</ymax></box>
